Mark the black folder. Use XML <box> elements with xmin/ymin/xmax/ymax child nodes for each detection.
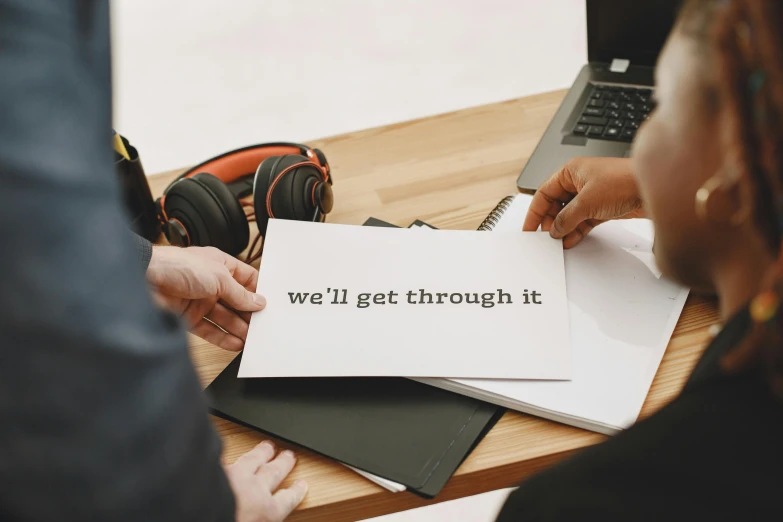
<box><xmin>205</xmin><ymin>217</ymin><xmax>503</xmax><ymax>497</ymax></box>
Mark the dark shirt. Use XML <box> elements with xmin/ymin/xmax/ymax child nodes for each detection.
<box><xmin>133</xmin><ymin>233</ymin><xmax>154</xmax><ymax>268</ymax></box>
<box><xmin>497</xmin><ymin>307</ymin><xmax>782</xmax><ymax>521</ymax></box>
<box><xmin>0</xmin><ymin>1</ymin><xmax>234</xmax><ymax>520</ymax></box>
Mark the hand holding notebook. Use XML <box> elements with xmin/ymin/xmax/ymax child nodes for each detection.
<box><xmin>520</xmin><ymin>157</ymin><xmax>648</xmax><ymax>248</ymax></box>
<box><xmin>417</xmin><ymin>194</ymin><xmax>688</xmax><ymax>434</ymax></box>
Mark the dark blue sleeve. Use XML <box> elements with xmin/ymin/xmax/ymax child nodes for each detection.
<box><xmin>133</xmin><ymin>232</ymin><xmax>154</xmax><ymax>269</ymax></box>
<box><xmin>0</xmin><ymin>1</ymin><xmax>235</xmax><ymax>520</ymax></box>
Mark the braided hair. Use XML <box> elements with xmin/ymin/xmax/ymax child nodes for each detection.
<box><xmin>679</xmin><ymin>0</ymin><xmax>783</xmax><ymax>397</ymax></box>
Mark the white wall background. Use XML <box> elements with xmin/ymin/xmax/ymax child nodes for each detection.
<box><xmin>111</xmin><ymin>3</ymin><xmax>583</xmax><ymax>518</ymax></box>
<box><xmin>112</xmin><ymin>0</ymin><xmax>586</xmax><ymax>174</ymax></box>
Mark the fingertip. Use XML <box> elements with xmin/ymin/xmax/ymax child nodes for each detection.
<box><xmin>274</xmin><ymin>479</ymin><xmax>309</xmax><ymax>516</ymax></box>
<box><xmin>219</xmin><ymin>273</ymin><xmax>265</xmax><ymax>312</ymax></box>
<box><xmin>221</xmin><ymin>336</ymin><xmax>245</xmax><ymax>352</ymax></box>
<box><xmin>521</xmin><ymin>222</ymin><xmax>539</xmax><ymax>232</ymax></box>
<box><xmin>562</xmin><ymin>233</ymin><xmax>583</xmax><ymax>249</ymax></box>
<box><xmin>281</xmin><ymin>449</ymin><xmax>296</xmax><ymax>461</ymax></box>
<box><xmin>294</xmin><ymin>479</ymin><xmax>308</xmax><ymax>495</ymax></box>
<box><xmin>253</xmin><ymin>293</ymin><xmax>267</xmax><ymax>309</ymax></box>
<box><xmin>550</xmin><ymin>212</ymin><xmax>571</xmax><ymax>239</ymax></box>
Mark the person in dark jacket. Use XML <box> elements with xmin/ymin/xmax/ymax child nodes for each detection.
<box><xmin>499</xmin><ymin>1</ymin><xmax>783</xmax><ymax>520</ymax></box>
<box><xmin>0</xmin><ymin>1</ymin><xmax>305</xmax><ymax>521</ymax></box>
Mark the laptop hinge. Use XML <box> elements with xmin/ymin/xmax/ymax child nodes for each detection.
<box><xmin>610</xmin><ymin>58</ymin><xmax>631</xmax><ymax>73</ymax></box>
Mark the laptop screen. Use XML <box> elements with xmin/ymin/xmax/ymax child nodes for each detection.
<box><xmin>587</xmin><ymin>0</ymin><xmax>681</xmax><ymax>67</ymax></box>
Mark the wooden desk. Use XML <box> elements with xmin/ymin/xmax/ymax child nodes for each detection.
<box><xmin>147</xmin><ymin>89</ymin><xmax>720</xmax><ymax>522</ymax></box>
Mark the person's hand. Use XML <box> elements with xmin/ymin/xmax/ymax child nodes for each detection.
<box><xmin>225</xmin><ymin>441</ymin><xmax>308</xmax><ymax>522</ymax></box>
<box><xmin>146</xmin><ymin>246</ymin><xmax>266</xmax><ymax>351</ymax></box>
<box><xmin>523</xmin><ymin>157</ymin><xmax>646</xmax><ymax>248</ymax></box>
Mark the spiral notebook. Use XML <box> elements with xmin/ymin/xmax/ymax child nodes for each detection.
<box><xmin>413</xmin><ymin>194</ymin><xmax>689</xmax><ymax>435</ymax></box>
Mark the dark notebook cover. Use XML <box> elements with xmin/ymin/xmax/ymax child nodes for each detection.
<box><xmin>205</xmin><ymin>217</ymin><xmax>502</xmax><ymax>497</ymax></box>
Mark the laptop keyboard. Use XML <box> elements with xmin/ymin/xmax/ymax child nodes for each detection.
<box><xmin>572</xmin><ymin>84</ymin><xmax>655</xmax><ymax>142</ymax></box>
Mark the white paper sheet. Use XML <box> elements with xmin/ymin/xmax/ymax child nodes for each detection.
<box><xmin>417</xmin><ymin>195</ymin><xmax>689</xmax><ymax>433</ymax></box>
<box><xmin>345</xmin><ymin>465</ymin><xmax>406</xmax><ymax>493</ymax></box>
<box><xmin>240</xmin><ymin>220</ymin><xmax>571</xmax><ymax>379</ymax></box>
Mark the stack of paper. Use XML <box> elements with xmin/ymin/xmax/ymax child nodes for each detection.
<box><xmin>414</xmin><ymin>195</ymin><xmax>689</xmax><ymax>434</ymax></box>
<box><xmin>230</xmin><ymin>195</ymin><xmax>687</xmax><ymax>497</ymax></box>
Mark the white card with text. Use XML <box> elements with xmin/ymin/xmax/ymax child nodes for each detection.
<box><xmin>239</xmin><ymin>220</ymin><xmax>571</xmax><ymax>379</ymax></box>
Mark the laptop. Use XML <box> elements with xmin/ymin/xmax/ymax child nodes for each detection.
<box><xmin>516</xmin><ymin>0</ymin><xmax>681</xmax><ymax>191</ymax></box>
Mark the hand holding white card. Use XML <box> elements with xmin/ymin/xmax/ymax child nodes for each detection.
<box><xmin>239</xmin><ymin>220</ymin><xmax>571</xmax><ymax>379</ymax></box>
<box><xmin>415</xmin><ymin>194</ymin><xmax>689</xmax><ymax>434</ymax></box>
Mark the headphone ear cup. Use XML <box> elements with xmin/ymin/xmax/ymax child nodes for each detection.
<box><xmin>272</xmin><ymin>155</ymin><xmax>312</xmax><ymax>221</ymax></box>
<box><xmin>303</xmin><ymin>178</ymin><xmax>333</xmax><ymax>222</ymax></box>
<box><xmin>191</xmin><ymin>173</ymin><xmax>250</xmax><ymax>256</ymax></box>
<box><xmin>314</xmin><ymin>181</ymin><xmax>334</xmax><ymax>213</ymax></box>
<box><xmin>161</xmin><ymin>179</ymin><xmax>211</xmax><ymax>249</ymax></box>
<box><xmin>254</xmin><ymin>154</ymin><xmax>320</xmax><ymax>235</ymax></box>
<box><xmin>253</xmin><ymin>155</ymin><xmax>286</xmax><ymax>237</ymax></box>
<box><xmin>163</xmin><ymin>174</ymin><xmax>249</xmax><ymax>256</ymax></box>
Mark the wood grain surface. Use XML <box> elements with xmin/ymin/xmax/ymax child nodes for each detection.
<box><xmin>146</xmin><ymin>89</ymin><xmax>720</xmax><ymax>522</ymax></box>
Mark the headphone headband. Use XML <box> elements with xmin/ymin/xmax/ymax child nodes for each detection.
<box><xmin>157</xmin><ymin>141</ymin><xmax>333</xmax><ymax>259</ymax></box>
<box><xmin>171</xmin><ymin>142</ymin><xmax>320</xmax><ymax>189</ymax></box>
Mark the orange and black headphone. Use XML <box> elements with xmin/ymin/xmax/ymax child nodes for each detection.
<box><xmin>156</xmin><ymin>142</ymin><xmax>333</xmax><ymax>259</ymax></box>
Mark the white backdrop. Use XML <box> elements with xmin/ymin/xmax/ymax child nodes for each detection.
<box><xmin>111</xmin><ymin>0</ymin><xmax>585</xmax><ymax>174</ymax></box>
<box><xmin>110</xmin><ymin>2</ymin><xmax>585</xmax><ymax>517</ymax></box>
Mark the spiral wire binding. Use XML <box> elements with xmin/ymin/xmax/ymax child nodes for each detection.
<box><xmin>477</xmin><ymin>195</ymin><xmax>516</xmax><ymax>231</ymax></box>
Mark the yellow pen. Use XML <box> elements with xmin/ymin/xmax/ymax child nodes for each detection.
<box><xmin>113</xmin><ymin>131</ymin><xmax>131</xmax><ymax>160</ymax></box>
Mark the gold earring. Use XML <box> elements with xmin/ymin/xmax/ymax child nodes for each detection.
<box><xmin>750</xmin><ymin>289</ymin><xmax>780</xmax><ymax>323</ymax></box>
<box><xmin>695</xmin><ymin>175</ymin><xmax>751</xmax><ymax>226</ymax></box>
